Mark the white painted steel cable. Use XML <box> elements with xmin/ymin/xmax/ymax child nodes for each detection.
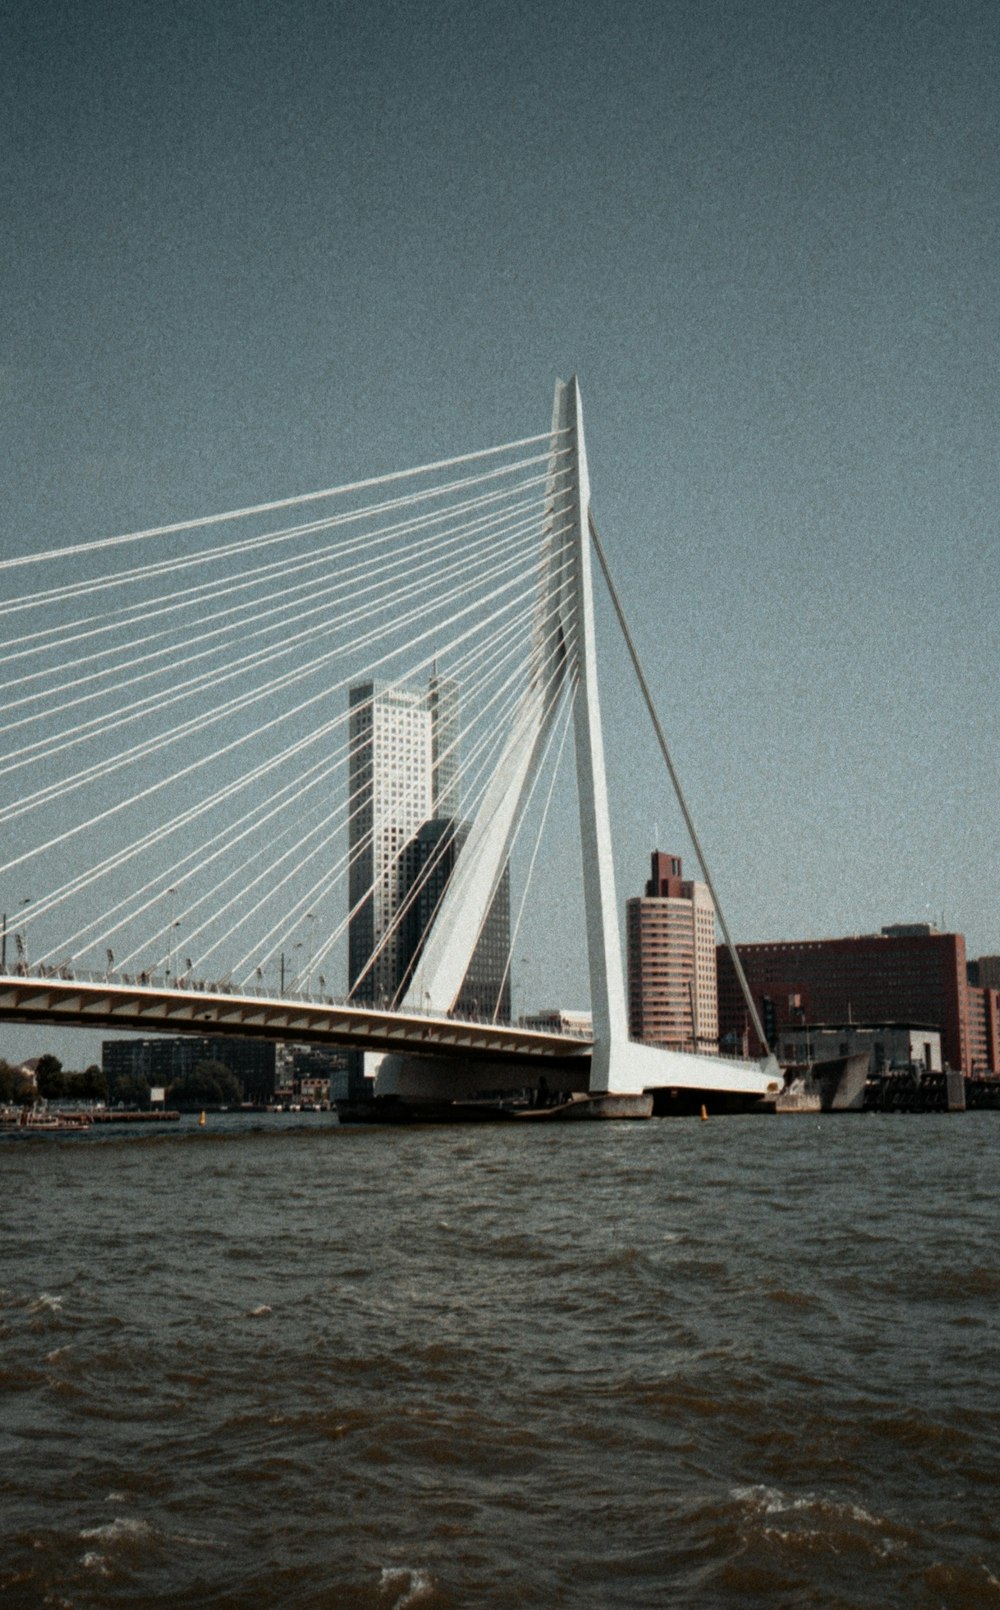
<box><xmin>0</xmin><ymin>487</ymin><xmax>554</xmax><ymax>726</ymax></box>
<box><xmin>587</xmin><ymin>507</ymin><xmax>771</xmax><ymax>1055</ymax></box>
<box><xmin>0</xmin><ymin>429</ymin><xmax>568</xmax><ymax>574</ymax></box>
<box><xmin>241</xmin><ymin>588</ymin><xmax>579</xmax><ymax>992</ymax></box>
<box><xmin>387</xmin><ymin>666</ymin><xmax>577</xmax><ymax>1019</ymax></box>
<box><xmin>344</xmin><ymin>589</ymin><xmax>580</xmax><ymax>1007</ymax></box>
<box><xmin>27</xmin><ymin>577</ymin><xmax>562</xmax><ymax>961</ymax></box>
<box><xmin>0</xmin><ymin>506</ymin><xmax>548</xmax><ymax>755</ymax></box>
<box><xmin>0</xmin><ymin>522</ymin><xmax>566</xmax><ymax>829</ymax></box>
<box><xmin>1</xmin><ymin>510</ymin><xmax>552</xmax><ymax>776</ymax></box>
<box><xmin>229</xmin><ymin>589</ymin><xmax>579</xmax><ymax>987</ymax></box>
<box><xmin>0</xmin><ymin>450</ymin><xmax>571</xmax><ymax>633</ymax></box>
<box><xmin>0</xmin><ymin>472</ymin><xmax>562</xmax><ymax>694</ymax></box>
<box><xmin>201</xmin><ymin>650</ymin><xmax>533</xmax><ymax>980</ymax></box>
<box><xmin>1</xmin><ymin>460</ymin><xmax>570</xmax><ymax>698</ymax></box>
<box><xmin>12</xmin><ymin>543</ymin><xmax>575</xmax><ymax>947</ymax></box>
<box><xmin>225</xmin><ymin>663</ymin><xmax>529</xmax><ymax>987</ymax></box>
<box><xmin>0</xmin><ymin>552</ymin><xmax>548</xmax><ymax>906</ymax></box>
<box><xmin>331</xmin><ymin>612</ymin><xmax>578</xmax><ymax>1002</ymax></box>
<box><xmin>11</xmin><ymin>428</ymin><xmax>579</xmax><ymax>998</ymax></box>
<box><xmin>120</xmin><ymin>602</ymin><xmax>550</xmax><ymax>976</ymax></box>
<box><xmin>492</xmin><ymin>680</ymin><xmax>576</xmax><ymax>1021</ymax></box>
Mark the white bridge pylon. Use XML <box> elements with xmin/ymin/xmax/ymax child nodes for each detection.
<box><xmin>378</xmin><ymin>377</ymin><xmax>777</xmax><ymax>1103</ymax></box>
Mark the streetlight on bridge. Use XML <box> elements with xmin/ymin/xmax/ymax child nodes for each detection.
<box><xmin>165</xmin><ymin>887</ymin><xmax>180</xmax><ymax>981</ymax></box>
<box><xmin>2</xmin><ymin>898</ymin><xmax>32</xmax><ymax>974</ymax></box>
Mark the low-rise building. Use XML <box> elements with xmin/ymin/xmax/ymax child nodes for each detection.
<box><xmin>776</xmin><ymin>1022</ymin><xmax>942</xmax><ymax>1074</ymax></box>
<box><xmin>103</xmin><ymin>1036</ymin><xmax>277</xmax><ymax>1102</ymax></box>
<box><xmin>717</xmin><ymin>925</ymin><xmax>972</xmax><ymax>1072</ymax></box>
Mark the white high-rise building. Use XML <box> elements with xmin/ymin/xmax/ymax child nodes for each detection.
<box><xmin>347</xmin><ymin>679</ymin><xmax>457</xmax><ymax>1003</ymax></box>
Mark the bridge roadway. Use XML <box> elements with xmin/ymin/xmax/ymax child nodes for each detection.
<box><xmin>0</xmin><ymin>972</ymin><xmax>591</xmax><ymax>1074</ymax></box>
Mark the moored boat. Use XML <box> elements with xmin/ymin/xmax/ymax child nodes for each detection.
<box><xmin>1</xmin><ymin>1108</ymin><xmax>93</xmax><ymax>1134</ymax></box>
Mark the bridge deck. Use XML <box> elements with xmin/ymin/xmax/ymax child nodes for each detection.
<box><xmin>0</xmin><ymin>974</ymin><xmax>591</xmax><ymax>1070</ymax></box>
<box><xmin>0</xmin><ymin>974</ymin><xmax>778</xmax><ymax>1096</ymax></box>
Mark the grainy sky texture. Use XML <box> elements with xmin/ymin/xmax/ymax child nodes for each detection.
<box><xmin>3</xmin><ymin>0</ymin><xmax>998</xmax><ymax>1063</ymax></box>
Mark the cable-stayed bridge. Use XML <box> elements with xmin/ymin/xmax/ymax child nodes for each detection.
<box><xmin>1</xmin><ymin>379</ymin><xmax>779</xmax><ymax>1115</ymax></box>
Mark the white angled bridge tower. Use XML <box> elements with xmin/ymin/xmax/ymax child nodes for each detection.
<box><xmin>374</xmin><ymin>377</ymin><xmax>778</xmax><ymax>1109</ymax></box>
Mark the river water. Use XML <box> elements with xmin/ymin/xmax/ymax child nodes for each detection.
<box><xmin>2</xmin><ymin>1111</ymin><xmax>998</xmax><ymax>1608</ymax></box>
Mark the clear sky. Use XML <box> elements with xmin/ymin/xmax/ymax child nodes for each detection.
<box><xmin>3</xmin><ymin>0</ymin><xmax>998</xmax><ymax>1067</ymax></box>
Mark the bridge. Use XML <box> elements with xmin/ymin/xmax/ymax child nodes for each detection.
<box><xmin>0</xmin><ymin>973</ymin><xmax>591</xmax><ymax>1072</ymax></box>
<box><xmin>1</xmin><ymin>378</ymin><xmax>779</xmax><ymax>1114</ymax></box>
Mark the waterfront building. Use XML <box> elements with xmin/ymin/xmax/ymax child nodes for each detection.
<box><xmin>102</xmin><ymin>1035</ymin><xmax>277</xmax><ymax>1102</ymax></box>
<box><xmin>966</xmin><ymin>985</ymin><xmax>1000</xmax><ymax>1075</ymax></box>
<box><xmin>970</xmin><ymin>954</ymin><xmax>1000</xmax><ymax>990</ymax></box>
<box><xmin>625</xmin><ymin>852</ymin><xmax>718</xmax><ymax>1053</ymax></box>
<box><xmin>275</xmin><ymin>1043</ymin><xmax>349</xmax><ymax>1103</ymax></box>
<box><xmin>717</xmin><ymin>925</ymin><xmax>973</xmax><ymax>1073</ymax></box>
<box><xmin>347</xmin><ymin>677</ymin><xmax>458</xmax><ymax>1003</ymax></box>
<box><xmin>346</xmin><ymin>676</ymin><xmax>509</xmax><ymax>1018</ymax></box>
<box><xmin>775</xmin><ymin>1021</ymin><xmax>942</xmax><ymax>1074</ymax></box>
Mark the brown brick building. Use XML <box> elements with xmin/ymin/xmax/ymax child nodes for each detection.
<box><xmin>627</xmin><ymin>852</ymin><xmax>718</xmax><ymax>1053</ymax></box>
<box><xmin>966</xmin><ymin>985</ymin><xmax>1000</xmax><ymax>1074</ymax></box>
<box><xmin>717</xmin><ymin>926</ymin><xmax>972</xmax><ymax>1073</ymax></box>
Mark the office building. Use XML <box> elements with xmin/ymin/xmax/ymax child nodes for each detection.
<box><xmin>401</xmin><ymin>816</ymin><xmax>511</xmax><ymax>1019</ymax></box>
<box><xmin>348</xmin><ymin>678</ymin><xmax>457</xmax><ymax>1003</ymax></box>
<box><xmin>966</xmin><ymin>985</ymin><xmax>1000</xmax><ymax>1074</ymax></box>
<box><xmin>970</xmin><ymin>954</ymin><xmax>1000</xmax><ymax>990</ymax></box>
<box><xmin>626</xmin><ymin>851</ymin><xmax>718</xmax><ymax>1053</ymax></box>
<box><xmin>103</xmin><ymin>1036</ymin><xmax>276</xmax><ymax>1102</ymax></box>
<box><xmin>717</xmin><ymin>925</ymin><xmax>972</xmax><ymax>1072</ymax></box>
<box><xmin>428</xmin><ymin>672</ymin><xmax>460</xmax><ymax>818</ymax></box>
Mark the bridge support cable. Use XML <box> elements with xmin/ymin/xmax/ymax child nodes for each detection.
<box><xmin>28</xmin><ymin>544</ymin><xmax>575</xmax><ymax>972</ymax></box>
<box><xmin>220</xmin><ymin>598</ymin><xmax>566</xmax><ymax>988</ymax></box>
<box><xmin>0</xmin><ymin>458</ymin><xmax>558</xmax><ymax>631</ymax></box>
<box><xmin>0</xmin><ymin>502</ymin><xmax>557</xmax><ymax>777</ymax></box>
<box><xmin>0</xmin><ymin>477</ymin><xmax>565</xmax><ymax>722</ymax></box>
<box><xmin>11</xmin><ymin>439</ymin><xmax>577</xmax><ymax>991</ymax></box>
<box><xmin>0</xmin><ymin>524</ymin><xmax>564</xmax><ymax>875</ymax></box>
<box><xmin>336</xmin><ymin>594</ymin><xmax>579</xmax><ymax>1007</ymax></box>
<box><xmin>2</xmin><ymin>493</ymin><xmax>565</xmax><ymax>791</ymax></box>
<box><xmin>33</xmin><ymin>556</ymin><xmax>565</xmax><ymax>976</ymax></box>
<box><xmin>491</xmin><ymin>680</ymin><xmax>576</xmax><ymax>1023</ymax></box>
<box><xmin>390</xmin><ymin>671</ymin><xmax>577</xmax><ymax>1023</ymax></box>
<box><xmin>380</xmin><ymin>393</ymin><xmax>590</xmax><ymax>1034</ymax></box>
<box><xmin>0</xmin><ymin>520</ymin><xmax>551</xmax><ymax>837</ymax></box>
<box><xmin>587</xmin><ymin>509</ymin><xmax>770</xmax><ymax>1054</ymax></box>
<box><xmin>349</xmin><ymin>599</ymin><xmax>580</xmax><ymax>1012</ymax></box>
<box><xmin>201</xmin><ymin>602</ymin><xmax>547</xmax><ymax>982</ymax></box>
<box><xmin>0</xmin><ymin>429</ymin><xmax>568</xmax><ymax>576</ymax></box>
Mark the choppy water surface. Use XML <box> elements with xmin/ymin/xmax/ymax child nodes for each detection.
<box><xmin>2</xmin><ymin>1111</ymin><xmax>999</xmax><ymax>1608</ymax></box>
